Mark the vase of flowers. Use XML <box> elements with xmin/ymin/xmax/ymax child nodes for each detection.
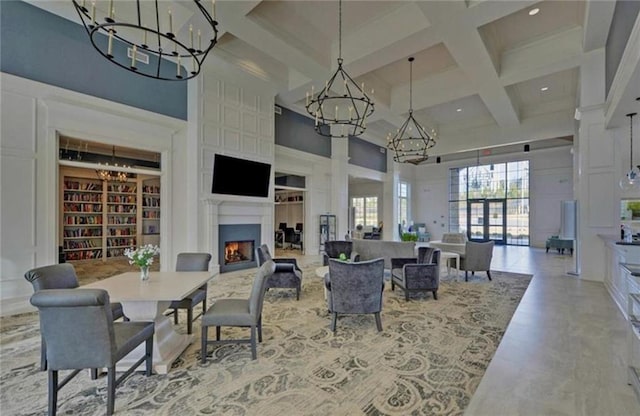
<box><xmin>124</xmin><ymin>244</ymin><xmax>160</xmax><ymax>281</ymax></box>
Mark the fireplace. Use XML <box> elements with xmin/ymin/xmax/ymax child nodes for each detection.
<box><xmin>218</xmin><ymin>224</ymin><xmax>261</xmax><ymax>273</ymax></box>
<box><xmin>224</xmin><ymin>240</ymin><xmax>254</xmax><ymax>265</ymax></box>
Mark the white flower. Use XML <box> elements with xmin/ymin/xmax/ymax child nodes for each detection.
<box><xmin>124</xmin><ymin>244</ymin><xmax>160</xmax><ymax>268</ymax></box>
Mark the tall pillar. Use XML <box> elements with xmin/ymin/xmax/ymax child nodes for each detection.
<box><xmin>576</xmin><ymin>49</ymin><xmax>617</xmax><ymax>281</ymax></box>
<box><xmin>330</xmin><ymin>126</ymin><xmax>349</xmax><ymax>239</ymax></box>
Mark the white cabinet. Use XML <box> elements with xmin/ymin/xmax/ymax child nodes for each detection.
<box><xmin>628</xmin><ymin>287</ymin><xmax>640</xmax><ymax>401</ymax></box>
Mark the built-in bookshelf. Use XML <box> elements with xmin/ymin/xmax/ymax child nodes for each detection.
<box><xmin>106</xmin><ymin>182</ymin><xmax>137</xmax><ymax>258</ymax></box>
<box><xmin>60</xmin><ymin>167</ymin><xmax>160</xmax><ymax>262</ymax></box>
<box><xmin>62</xmin><ymin>177</ymin><xmax>104</xmax><ymax>261</ymax></box>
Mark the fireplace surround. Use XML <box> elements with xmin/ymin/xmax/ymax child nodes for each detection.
<box><xmin>218</xmin><ymin>224</ymin><xmax>261</xmax><ymax>273</ymax></box>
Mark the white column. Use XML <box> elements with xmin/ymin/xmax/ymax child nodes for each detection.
<box><xmin>202</xmin><ymin>199</ymin><xmax>221</xmax><ymax>275</ymax></box>
<box><xmin>576</xmin><ymin>48</ymin><xmax>617</xmax><ymax>281</ymax></box>
<box><xmin>330</xmin><ymin>126</ymin><xmax>349</xmax><ymax>239</ymax></box>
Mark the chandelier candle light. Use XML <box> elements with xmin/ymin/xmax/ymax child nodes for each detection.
<box><xmin>72</xmin><ymin>0</ymin><xmax>219</xmax><ymax>81</ymax></box>
<box><xmin>305</xmin><ymin>0</ymin><xmax>374</xmax><ymax>138</ymax></box>
<box><xmin>96</xmin><ymin>146</ymin><xmax>129</xmax><ymax>182</ymax></box>
<box><xmin>125</xmin><ymin>244</ymin><xmax>160</xmax><ymax>281</ymax></box>
<box><xmin>387</xmin><ymin>57</ymin><xmax>436</xmax><ymax>165</ymax></box>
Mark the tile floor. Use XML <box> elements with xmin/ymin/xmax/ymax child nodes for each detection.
<box><xmin>465</xmin><ymin>246</ymin><xmax>640</xmax><ymax>415</ymax></box>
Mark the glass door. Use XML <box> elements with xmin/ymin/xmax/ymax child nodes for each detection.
<box><xmin>467</xmin><ymin>199</ymin><xmax>506</xmax><ymax>244</ymax></box>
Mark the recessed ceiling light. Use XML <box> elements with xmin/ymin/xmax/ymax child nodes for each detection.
<box><xmin>541</xmin><ymin>86</ymin><xmax>549</xmax><ymax>91</ymax></box>
<box><xmin>529</xmin><ymin>8</ymin><xmax>540</xmax><ymax>16</ymax></box>
<box><xmin>456</xmin><ymin>108</ymin><xmax>462</xmax><ymax>112</ymax></box>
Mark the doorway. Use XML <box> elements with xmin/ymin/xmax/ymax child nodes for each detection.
<box><xmin>467</xmin><ymin>199</ymin><xmax>506</xmax><ymax>244</ymax></box>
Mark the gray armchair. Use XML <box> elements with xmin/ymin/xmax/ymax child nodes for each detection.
<box><xmin>391</xmin><ymin>247</ymin><xmax>441</xmax><ymax>301</ymax></box>
<box><xmin>201</xmin><ymin>260</ymin><xmax>275</xmax><ymax>361</ymax></box>
<box><xmin>255</xmin><ymin>244</ymin><xmax>302</xmax><ymax>300</ymax></box>
<box><xmin>30</xmin><ymin>288</ymin><xmax>154</xmax><ymax>416</ymax></box>
<box><xmin>322</xmin><ymin>240</ymin><xmax>359</xmax><ymax>266</ymax></box>
<box><xmin>24</xmin><ymin>263</ymin><xmax>127</xmax><ymax>371</ymax></box>
<box><xmin>166</xmin><ymin>252</ymin><xmax>212</xmax><ymax>334</ymax></box>
<box><xmin>325</xmin><ymin>258</ymin><xmax>385</xmax><ymax>332</ymax></box>
<box><xmin>460</xmin><ymin>240</ymin><xmax>494</xmax><ymax>281</ymax></box>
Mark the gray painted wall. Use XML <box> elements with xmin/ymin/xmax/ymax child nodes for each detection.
<box><xmin>275</xmin><ymin>106</ymin><xmax>331</xmax><ymax>158</ymax></box>
<box><xmin>349</xmin><ymin>136</ymin><xmax>388</xmax><ymax>173</ymax></box>
<box><xmin>605</xmin><ymin>0</ymin><xmax>640</xmax><ymax>98</ymax></box>
<box><xmin>0</xmin><ymin>1</ymin><xmax>187</xmax><ymax>120</ymax></box>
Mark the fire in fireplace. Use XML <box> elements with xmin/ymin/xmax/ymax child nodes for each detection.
<box><xmin>224</xmin><ymin>240</ymin><xmax>255</xmax><ymax>265</ymax></box>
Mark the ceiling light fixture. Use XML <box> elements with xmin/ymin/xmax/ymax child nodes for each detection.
<box><xmin>541</xmin><ymin>87</ymin><xmax>549</xmax><ymax>91</ymax></box>
<box><xmin>305</xmin><ymin>0</ymin><xmax>374</xmax><ymax>138</ymax></box>
<box><xmin>456</xmin><ymin>108</ymin><xmax>462</xmax><ymax>112</ymax></box>
<box><xmin>620</xmin><ymin>112</ymin><xmax>639</xmax><ymax>191</ymax></box>
<box><xmin>386</xmin><ymin>57</ymin><xmax>437</xmax><ymax>165</ymax></box>
<box><xmin>529</xmin><ymin>8</ymin><xmax>540</xmax><ymax>16</ymax></box>
<box><xmin>72</xmin><ymin>0</ymin><xmax>219</xmax><ymax>81</ymax></box>
<box><xmin>96</xmin><ymin>146</ymin><xmax>130</xmax><ymax>182</ymax></box>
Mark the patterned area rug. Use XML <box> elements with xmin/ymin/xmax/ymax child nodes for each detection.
<box><xmin>0</xmin><ymin>263</ymin><xmax>531</xmax><ymax>416</ymax></box>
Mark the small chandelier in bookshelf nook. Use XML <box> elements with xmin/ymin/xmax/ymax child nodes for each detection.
<box><xmin>620</xmin><ymin>112</ymin><xmax>639</xmax><ymax>191</ymax></box>
<box><xmin>305</xmin><ymin>0</ymin><xmax>374</xmax><ymax>138</ymax></box>
<box><xmin>96</xmin><ymin>146</ymin><xmax>129</xmax><ymax>182</ymax></box>
<box><xmin>386</xmin><ymin>57</ymin><xmax>436</xmax><ymax>165</ymax></box>
<box><xmin>72</xmin><ymin>0</ymin><xmax>219</xmax><ymax>81</ymax></box>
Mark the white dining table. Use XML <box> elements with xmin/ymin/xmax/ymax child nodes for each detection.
<box><xmin>83</xmin><ymin>271</ymin><xmax>216</xmax><ymax>374</ymax></box>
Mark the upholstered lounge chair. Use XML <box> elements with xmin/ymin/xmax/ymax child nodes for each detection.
<box><xmin>325</xmin><ymin>257</ymin><xmax>385</xmax><ymax>332</ymax></box>
<box><xmin>256</xmin><ymin>244</ymin><xmax>302</xmax><ymax>300</ymax></box>
<box><xmin>322</xmin><ymin>240</ymin><xmax>359</xmax><ymax>265</ymax></box>
<box><xmin>460</xmin><ymin>240</ymin><xmax>494</xmax><ymax>281</ymax></box>
<box><xmin>391</xmin><ymin>247</ymin><xmax>441</xmax><ymax>301</ymax></box>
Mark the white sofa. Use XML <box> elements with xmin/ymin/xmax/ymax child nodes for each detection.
<box><xmin>429</xmin><ymin>233</ymin><xmax>467</xmax><ymax>258</ymax></box>
<box><xmin>352</xmin><ymin>239</ymin><xmax>416</xmax><ymax>271</ymax></box>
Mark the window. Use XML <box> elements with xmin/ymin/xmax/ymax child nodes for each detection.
<box><xmin>398</xmin><ymin>181</ymin><xmax>409</xmax><ymax>228</ymax></box>
<box><xmin>352</xmin><ymin>197</ymin><xmax>378</xmax><ymax>228</ymax></box>
<box><xmin>448</xmin><ymin>160</ymin><xmax>529</xmax><ymax>246</ymax></box>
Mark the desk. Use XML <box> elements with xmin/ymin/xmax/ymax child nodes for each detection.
<box><xmin>83</xmin><ymin>271</ymin><xmax>215</xmax><ymax>374</ymax></box>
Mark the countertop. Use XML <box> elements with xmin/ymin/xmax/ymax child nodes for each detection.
<box><xmin>621</xmin><ymin>263</ymin><xmax>640</xmax><ymax>276</ymax></box>
<box><xmin>598</xmin><ymin>234</ymin><xmax>640</xmax><ymax>246</ymax></box>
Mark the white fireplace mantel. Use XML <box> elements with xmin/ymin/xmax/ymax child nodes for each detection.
<box><xmin>201</xmin><ymin>196</ymin><xmax>274</xmax><ymax>274</ymax></box>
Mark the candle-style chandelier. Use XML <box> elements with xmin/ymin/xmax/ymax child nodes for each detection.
<box><xmin>96</xmin><ymin>146</ymin><xmax>130</xmax><ymax>182</ymax></box>
<box><xmin>386</xmin><ymin>57</ymin><xmax>436</xmax><ymax>165</ymax></box>
<box><xmin>72</xmin><ymin>0</ymin><xmax>219</xmax><ymax>81</ymax></box>
<box><xmin>305</xmin><ymin>0</ymin><xmax>374</xmax><ymax>138</ymax></box>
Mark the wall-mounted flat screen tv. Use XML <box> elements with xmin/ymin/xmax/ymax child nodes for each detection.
<box><xmin>211</xmin><ymin>154</ymin><xmax>271</xmax><ymax>198</ymax></box>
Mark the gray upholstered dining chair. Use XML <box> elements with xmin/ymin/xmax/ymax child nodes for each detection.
<box><xmin>166</xmin><ymin>252</ymin><xmax>212</xmax><ymax>334</ymax></box>
<box><xmin>24</xmin><ymin>263</ymin><xmax>127</xmax><ymax>371</ymax></box>
<box><xmin>325</xmin><ymin>257</ymin><xmax>385</xmax><ymax>333</ymax></box>
<box><xmin>391</xmin><ymin>247</ymin><xmax>441</xmax><ymax>301</ymax></box>
<box><xmin>201</xmin><ymin>260</ymin><xmax>275</xmax><ymax>361</ymax></box>
<box><xmin>30</xmin><ymin>288</ymin><xmax>154</xmax><ymax>416</ymax></box>
<box><xmin>322</xmin><ymin>240</ymin><xmax>359</xmax><ymax>265</ymax></box>
<box><xmin>460</xmin><ymin>240</ymin><xmax>495</xmax><ymax>281</ymax></box>
<box><xmin>255</xmin><ymin>244</ymin><xmax>302</xmax><ymax>300</ymax></box>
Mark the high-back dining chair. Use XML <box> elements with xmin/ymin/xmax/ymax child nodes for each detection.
<box><xmin>30</xmin><ymin>288</ymin><xmax>154</xmax><ymax>416</ymax></box>
<box><xmin>201</xmin><ymin>260</ymin><xmax>276</xmax><ymax>361</ymax></box>
<box><xmin>167</xmin><ymin>252</ymin><xmax>212</xmax><ymax>334</ymax></box>
<box><xmin>24</xmin><ymin>263</ymin><xmax>127</xmax><ymax>371</ymax></box>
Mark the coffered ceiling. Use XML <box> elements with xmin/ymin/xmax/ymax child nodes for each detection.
<box><xmin>28</xmin><ymin>0</ymin><xmax>640</xmax><ymax>158</ymax></box>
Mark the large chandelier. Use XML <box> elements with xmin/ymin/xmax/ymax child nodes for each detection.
<box><xmin>620</xmin><ymin>112</ymin><xmax>639</xmax><ymax>191</ymax></box>
<box><xmin>305</xmin><ymin>0</ymin><xmax>374</xmax><ymax>138</ymax></box>
<box><xmin>387</xmin><ymin>57</ymin><xmax>436</xmax><ymax>165</ymax></box>
<box><xmin>96</xmin><ymin>146</ymin><xmax>129</xmax><ymax>182</ymax></box>
<box><xmin>72</xmin><ymin>0</ymin><xmax>219</xmax><ymax>81</ymax></box>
